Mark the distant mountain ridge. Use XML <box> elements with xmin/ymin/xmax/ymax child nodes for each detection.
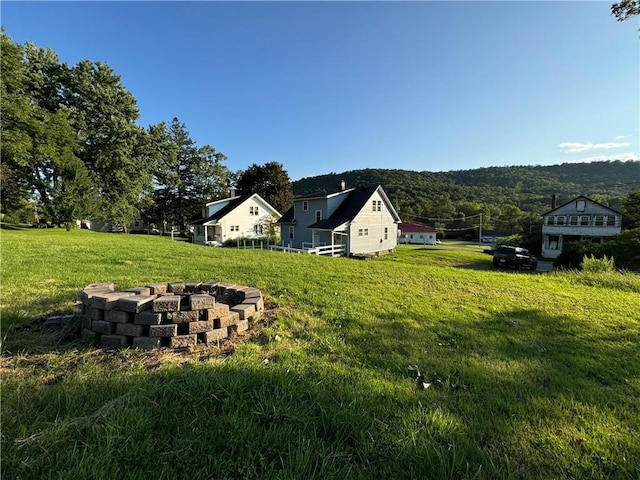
<box><xmin>292</xmin><ymin>161</ymin><xmax>640</xmax><ymax>216</ymax></box>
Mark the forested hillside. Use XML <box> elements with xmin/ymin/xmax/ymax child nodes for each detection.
<box><xmin>292</xmin><ymin>161</ymin><xmax>640</xmax><ymax>230</ymax></box>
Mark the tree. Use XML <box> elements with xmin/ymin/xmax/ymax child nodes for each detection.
<box><xmin>147</xmin><ymin>118</ymin><xmax>231</xmax><ymax>233</ymax></box>
<box><xmin>236</xmin><ymin>162</ymin><xmax>293</xmax><ymax>214</ymax></box>
<box><xmin>64</xmin><ymin>59</ymin><xmax>151</xmax><ymax>229</ymax></box>
<box><xmin>621</xmin><ymin>189</ymin><xmax>640</xmax><ymax>229</ymax></box>
<box><xmin>612</xmin><ymin>0</ymin><xmax>640</xmax><ymax>21</ymax></box>
<box><xmin>1</xmin><ymin>31</ymin><xmax>97</xmax><ymax>227</ymax></box>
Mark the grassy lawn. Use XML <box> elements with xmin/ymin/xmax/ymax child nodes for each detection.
<box><xmin>1</xmin><ymin>228</ymin><xmax>639</xmax><ymax>479</ymax></box>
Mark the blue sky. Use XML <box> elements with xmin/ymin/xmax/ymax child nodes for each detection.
<box><xmin>3</xmin><ymin>1</ymin><xmax>639</xmax><ymax>181</ymax></box>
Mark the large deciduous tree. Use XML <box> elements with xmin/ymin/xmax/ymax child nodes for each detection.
<box><xmin>236</xmin><ymin>162</ymin><xmax>293</xmax><ymax>214</ymax></box>
<box><xmin>1</xmin><ymin>31</ymin><xmax>98</xmax><ymax>227</ymax></box>
<box><xmin>63</xmin><ymin>59</ymin><xmax>151</xmax><ymax>229</ymax></box>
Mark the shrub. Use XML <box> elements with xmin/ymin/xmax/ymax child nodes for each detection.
<box><xmin>553</xmin><ymin>240</ymin><xmax>606</xmax><ymax>269</ymax></box>
<box><xmin>499</xmin><ymin>232</ymin><xmax>542</xmax><ymax>255</ymax></box>
<box><xmin>581</xmin><ymin>254</ymin><xmax>615</xmax><ymax>273</ymax></box>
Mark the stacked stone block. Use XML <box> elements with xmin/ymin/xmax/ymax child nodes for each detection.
<box><xmin>80</xmin><ymin>281</ymin><xmax>264</xmax><ymax>349</ymax></box>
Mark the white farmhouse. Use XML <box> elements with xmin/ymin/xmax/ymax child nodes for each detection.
<box><xmin>541</xmin><ymin>195</ymin><xmax>622</xmax><ymax>259</ymax></box>
<box><xmin>191</xmin><ymin>193</ymin><xmax>281</xmax><ymax>245</ymax></box>
<box><xmin>278</xmin><ymin>184</ymin><xmax>401</xmax><ymax>257</ymax></box>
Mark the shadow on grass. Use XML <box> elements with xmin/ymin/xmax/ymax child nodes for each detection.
<box><xmin>2</xmin><ymin>303</ymin><xmax>638</xmax><ymax>479</ymax></box>
<box><xmin>0</xmin><ymin>222</ymin><xmax>31</xmax><ymax>230</ymax></box>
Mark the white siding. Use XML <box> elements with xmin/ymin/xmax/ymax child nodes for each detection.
<box><xmin>348</xmin><ymin>190</ymin><xmax>398</xmax><ymax>255</ymax></box>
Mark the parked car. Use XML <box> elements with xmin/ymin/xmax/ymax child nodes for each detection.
<box><xmin>492</xmin><ymin>245</ymin><xmax>538</xmax><ymax>271</ymax></box>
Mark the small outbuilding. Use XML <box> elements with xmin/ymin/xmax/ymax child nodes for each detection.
<box><xmin>398</xmin><ymin>222</ymin><xmax>438</xmax><ymax>245</ymax></box>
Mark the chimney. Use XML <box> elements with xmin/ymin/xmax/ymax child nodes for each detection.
<box><xmin>551</xmin><ymin>194</ymin><xmax>557</xmax><ymax>209</ymax></box>
<box><xmin>339</xmin><ymin>180</ymin><xmax>346</xmax><ymax>191</ymax></box>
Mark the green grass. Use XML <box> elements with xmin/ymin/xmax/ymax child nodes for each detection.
<box><xmin>1</xmin><ymin>229</ymin><xmax>639</xmax><ymax>479</ymax></box>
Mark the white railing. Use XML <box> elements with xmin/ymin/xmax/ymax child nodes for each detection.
<box><xmin>270</xmin><ymin>244</ymin><xmax>346</xmax><ymax>256</ymax></box>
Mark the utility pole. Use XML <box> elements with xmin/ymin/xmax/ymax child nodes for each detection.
<box><xmin>478</xmin><ymin>213</ymin><xmax>483</xmax><ymax>247</ymax></box>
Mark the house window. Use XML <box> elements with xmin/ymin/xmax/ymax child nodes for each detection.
<box><xmin>576</xmin><ymin>200</ymin><xmax>586</xmax><ymax>212</ymax></box>
<box><xmin>377</xmin><ymin>201</ymin><xmax>381</xmax><ymax>212</ymax></box>
<box><xmin>288</xmin><ymin>226</ymin><xmax>294</xmax><ymax>240</ymax></box>
<box><xmin>545</xmin><ymin>216</ymin><xmax>552</xmax><ymax>225</ymax></box>
<box><xmin>372</xmin><ymin>200</ymin><xmax>377</xmax><ymax>212</ymax></box>
<box><xmin>315</xmin><ymin>210</ymin><xmax>322</xmax><ymax>222</ymax></box>
<box><xmin>557</xmin><ymin>216</ymin><xmax>565</xmax><ymax>226</ymax></box>
<box><xmin>364</xmin><ymin>228</ymin><xmax>369</xmax><ymax>236</ymax></box>
<box><xmin>358</xmin><ymin>228</ymin><xmax>363</xmax><ymax>237</ymax></box>
<box><xmin>253</xmin><ymin>224</ymin><xmax>263</xmax><ymax>235</ymax></box>
<box><xmin>606</xmin><ymin>216</ymin><xmax>616</xmax><ymax>226</ymax></box>
<box><xmin>569</xmin><ymin>216</ymin><xmax>579</xmax><ymax>226</ymax></box>
<box><xmin>594</xmin><ymin>215</ymin><xmax>604</xmax><ymax>226</ymax></box>
<box><xmin>580</xmin><ymin>215</ymin><xmax>589</xmax><ymax>226</ymax></box>
<box><xmin>302</xmin><ymin>201</ymin><xmax>308</xmax><ymax>211</ymax></box>
<box><xmin>384</xmin><ymin>227</ymin><xmax>388</xmax><ymax>240</ymax></box>
<box><xmin>249</xmin><ymin>206</ymin><xmax>259</xmax><ymax>216</ymax></box>
<box><xmin>196</xmin><ymin>226</ymin><xmax>203</xmax><ymax>235</ymax></box>
<box><xmin>548</xmin><ymin>235</ymin><xmax>559</xmax><ymax>250</ymax></box>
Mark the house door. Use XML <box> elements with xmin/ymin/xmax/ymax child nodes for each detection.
<box><xmin>313</xmin><ymin>233</ymin><xmax>320</xmax><ymax>247</ymax></box>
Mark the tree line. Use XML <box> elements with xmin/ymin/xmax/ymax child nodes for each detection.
<box><xmin>293</xmin><ymin>162</ymin><xmax>640</xmax><ymax>236</ymax></box>
<box><xmin>0</xmin><ymin>31</ymin><xmax>293</xmax><ymax>232</ymax></box>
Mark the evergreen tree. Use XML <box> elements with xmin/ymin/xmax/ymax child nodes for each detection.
<box><xmin>148</xmin><ymin>118</ymin><xmax>231</xmax><ymax>233</ymax></box>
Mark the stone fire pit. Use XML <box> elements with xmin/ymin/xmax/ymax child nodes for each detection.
<box><xmin>80</xmin><ymin>281</ymin><xmax>264</xmax><ymax>349</ymax></box>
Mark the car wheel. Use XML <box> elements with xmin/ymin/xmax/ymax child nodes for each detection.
<box><xmin>493</xmin><ymin>258</ymin><xmax>499</xmax><ymax>267</ymax></box>
<box><xmin>530</xmin><ymin>262</ymin><xmax>537</xmax><ymax>271</ymax></box>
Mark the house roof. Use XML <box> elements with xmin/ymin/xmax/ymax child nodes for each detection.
<box><xmin>294</xmin><ymin>188</ymin><xmax>355</xmax><ymax>201</ymax></box>
<box><xmin>191</xmin><ymin>194</ymin><xmax>281</xmax><ymax>226</ymax></box>
<box><xmin>542</xmin><ymin>195</ymin><xmax>622</xmax><ymax>216</ymax></box>
<box><xmin>190</xmin><ymin>196</ymin><xmax>246</xmax><ymax>226</ymax></box>
<box><xmin>279</xmin><ymin>206</ymin><xmax>295</xmax><ymax>224</ymax></box>
<box><xmin>279</xmin><ymin>185</ymin><xmax>400</xmax><ymax>229</ymax></box>
<box><xmin>308</xmin><ymin>186</ymin><xmax>399</xmax><ymax>230</ymax></box>
<box><xmin>399</xmin><ymin>222</ymin><xmax>436</xmax><ymax>233</ymax></box>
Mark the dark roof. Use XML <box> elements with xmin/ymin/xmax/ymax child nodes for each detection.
<box><xmin>279</xmin><ymin>206</ymin><xmax>295</xmax><ymax>223</ymax></box>
<box><xmin>542</xmin><ymin>195</ymin><xmax>622</xmax><ymax>216</ymax></box>
<box><xmin>190</xmin><ymin>196</ymin><xmax>246</xmax><ymax>225</ymax></box>
<box><xmin>307</xmin><ymin>186</ymin><xmax>378</xmax><ymax>229</ymax></box>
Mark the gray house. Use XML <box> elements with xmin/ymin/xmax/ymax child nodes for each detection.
<box><xmin>278</xmin><ymin>184</ymin><xmax>401</xmax><ymax>257</ymax></box>
<box><xmin>541</xmin><ymin>195</ymin><xmax>622</xmax><ymax>258</ymax></box>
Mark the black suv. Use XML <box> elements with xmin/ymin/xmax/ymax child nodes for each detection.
<box><xmin>492</xmin><ymin>246</ymin><xmax>537</xmax><ymax>271</ymax></box>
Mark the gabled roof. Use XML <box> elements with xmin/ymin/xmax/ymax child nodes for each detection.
<box><xmin>190</xmin><ymin>194</ymin><xmax>280</xmax><ymax>226</ymax></box>
<box><xmin>542</xmin><ymin>195</ymin><xmax>622</xmax><ymax>216</ymax></box>
<box><xmin>309</xmin><ymin>185</ymin><xmax>401</xmax><ymax>230</ymax></box>
<box><xmin>399</xmin><ymin>222</ymin><xmax>436</xmax><ymax>233</ymax></box>
<box><xmin>279</xmin><ymin>185</ymin><xmax>400</xmax><ymax>229</ymax></box>
<box><xmin>279</xmin><ymin>206</ymin><xmax>295</xmax><ymax>224</ymax></box>
<box><xmin>294</xmin><ymin>188</ymin><xmax>355</xmax><ymax>201</ymax></box>
<box><xmin>191</xmin><ymin>196</ymin><xmax>245</xmax><ymax>225</ymax></box>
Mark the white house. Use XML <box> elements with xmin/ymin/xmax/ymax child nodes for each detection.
<box><xmin>278</xmin><ymin>184</ymin><xmax>401</xmax><ymax>257</ymax></box>
<box><xmin>398</xmin><ymin>222</ymin><xmax>438</xmax><ymax>245</ymax></box>
<box><xmin>191</xmin><ymin>193</ymin><xmax>281</xmax><ymax>245</ymax></box>
<box><xmin>541</xmin><ymin>195</ymin><xmax>622</xmax><ymax>258</ymax></box>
